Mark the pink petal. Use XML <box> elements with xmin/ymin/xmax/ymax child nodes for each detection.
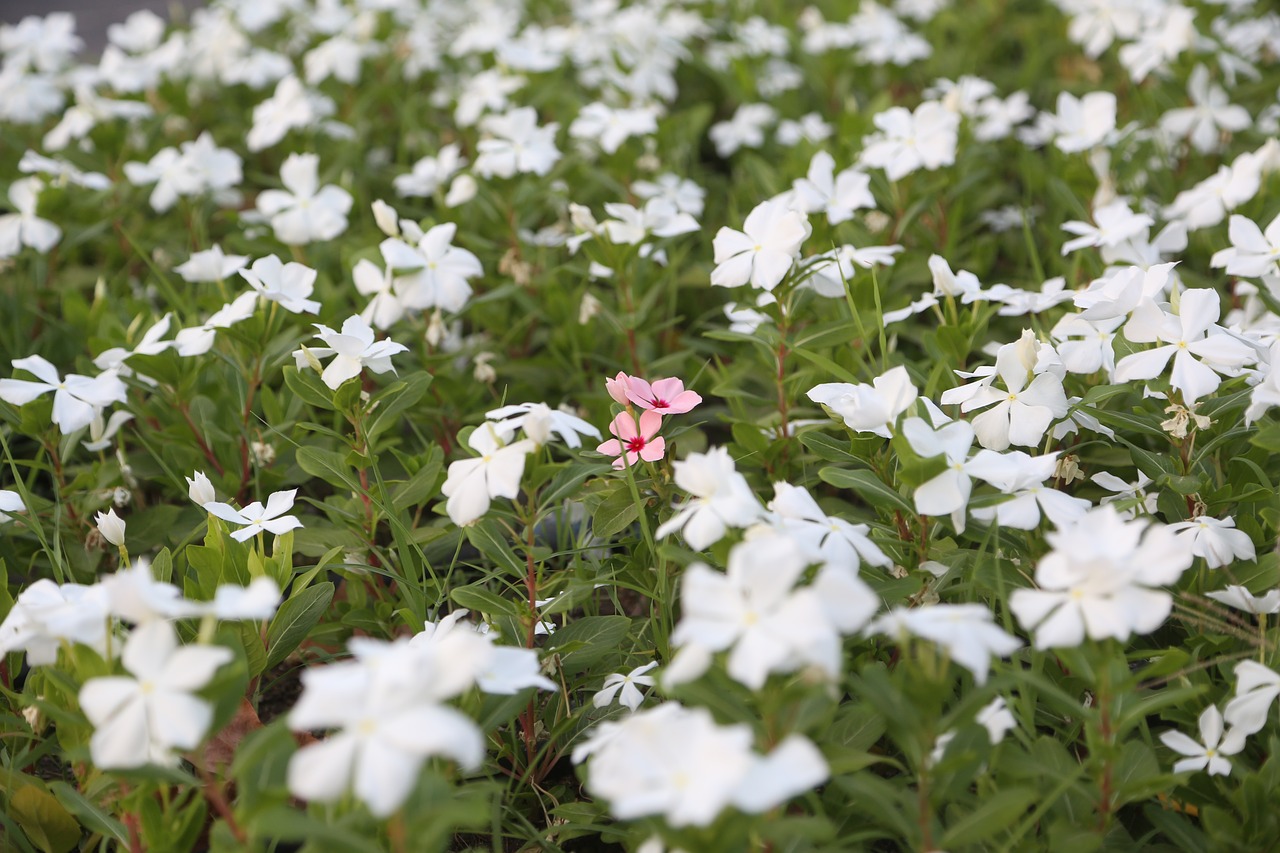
<box><xmin>639</xmin><ymin>436</ymin><xmax>666</xmax><ymax>462</ymax></box>
<box><xmin>610</xmin><ymin>412</ymin><xmax>638</xmax><ymax>441</ymax></box>
<box><xmin>604</xmin><ymin>372</ymin><xmax>634</xmax><ymax>406</ymax></box>
<box><xmin>649</xmin><ymin>377</ymin><xmax>685</xmax><ymax>399</ymax></box>
<box><xmin>664</xmin><ymin>390</ymin><xmax>703</xmax><ymax>414</ymax></box>
<box><xmin>638</xmin><ymin>409</ymin><xmax>663</xmax><ymax>439</ymax></box>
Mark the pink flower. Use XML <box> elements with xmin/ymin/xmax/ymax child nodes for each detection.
<box><xmin>598</xmin><ymin>411</ymin><xmax>666</xmax><ymax>469</ymax></box>
<box><xmin>605</xmin><ymin>371</ymin><xmax>634</xmax><ymax>406</ymax></box>
<box><xmin>625</xmin><ymin>377</ymin><xmax>703</xmax><ymax>415</ymax></box>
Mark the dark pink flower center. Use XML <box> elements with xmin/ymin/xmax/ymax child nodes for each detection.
<box><xmin>625</xmin><ymin>436</ymin><xmax>647</xmax><ymax>453</ymax></box>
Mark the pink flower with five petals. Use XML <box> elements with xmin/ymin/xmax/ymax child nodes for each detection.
<box><xmin>597</xmin><ymin>411</ymin><xmax>666</xmax><ymax>469</ymax></box>
<box><xmin>625</xmin><ymin>377</ymin><xmax>702</xmax><ymax>415</ymax></box>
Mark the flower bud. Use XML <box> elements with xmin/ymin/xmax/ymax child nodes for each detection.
<box><xmin>187</xmin><ymin>471</ymin><xmax>216</xmax><ymax>505</ymax></box>
<box><xmin>444</xmin><ymin>174</ymin><xmax>477</xmax><ymax>207</ymax></box>
<box><xmin>95</xmin><ymin>508</ymin><xmax>126</xmax><ymax>547</ymax></box>
<box><xmin>371</xmin><ymin>199</ymin><xmax>399</xmax><ymax>237</ymax></box>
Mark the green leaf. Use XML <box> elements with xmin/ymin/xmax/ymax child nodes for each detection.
<box><xmin>592</xmin><ymin>486</ymin><xmax>640</xmax><ymax>540</ymax></box>
<box><xmin>47</xmin><ymin>782</ymin><xmax>125</xmax><ymax>844</ymax></box>
<box><xmin>451</xmin><ymin>584</ymin><xmax>521</xmax><ymax>618</ymax></box>
<box><xmin>547</xmin><ymin>615</ymin><xmax>631</xmax><ymax>671</ymax></box>
<box><xmin>941</xmin><ymin>788</ymin><xmax>1037</xmax><ymax>847</ymax></box>
<box><xmin>366</xmin><ymin>372</ymin><xmax>434</xmax><ymax>440</ymax></box>
<box><xmin>819</xmin><ymin>467</ymin><xmax>912</xmax><ymax>514</ymax></box>
<box><xmin>799</xmin><ymin>431</ymin><xmax>863</xmax><ymax>465</ymax></box>
<box><xmin>265</xmin><ymin>582</ymin><xmax>334</xmax><ymax>669</ymax></box>
<box><xmin>238</xmin><ymin>620</ymin><xmax>268</xmax><ymax>678</ymax></box>
<box><xmin>789</xmin><ymin>346</ymin><xmax>861</xmax><ymax>384</ymax></box>
<box><xmin>10</xmin><ymin>785</ymin><xmax>81</xmax><ymax>853</ymax></box>
<box><xmin>295</xmin><ymin>447</ymin><xmax>355</xmax><ymax>490</ymax></box>
<box><xmin>282</xmin><ymin>366</ymin><xmax>336</xmax><ymax>411</ymax></box>
<box><xmin>541</xmin><ymin>461</ymin><xmax>611</xmax><ymax>507</ymax></box>
<box><xmin>464</xmin><ymin>520</ymin><xmax>526</xmax><ymax>577</ymax></box>
<box><xmin>247</xmin><ymin>806</ymin><xmax>383</xmax><ymax>853</ymax></box>
<box><xmin>1250</xmin><ymin>422</ymin><xmax>1280</xmax><ymax>454</ymax></box>
<box><xmin>391</xmin><ymin>446</ymin><xmax>444</xmax><ymax>511</ymax></box>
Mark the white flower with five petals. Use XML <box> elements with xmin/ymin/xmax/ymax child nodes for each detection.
<box><xmin>79</xmin><ymin>620</ymin><xmax>232</xmax><ymax>768</ymax></box>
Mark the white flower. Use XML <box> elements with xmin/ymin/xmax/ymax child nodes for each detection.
<box><xmin>0</xmin><ymin>355</ymin><xmax>128</xmax><ymax>434</ymax></box>
<box><xmin>0</xmin><ymin>489</ymin><xmax>25</xmax><ymax>523</ymax></box>
<box><xmin>0</xmin><ymin>579</ymin><xmax>111</xmax><ymax>665</ymax></box>
<box><xmin>383</xmin><ymin>223</ymin><xmax>483</xmax><ymax>314</ymax></box>
<box><xmin>866</xmin><ymin>604</ymin><xmax>1020</xmax><ymax>684</ymax></box>
<box><xmin>1092</xmin><ymin>471</ymin><xmax>1158</xmax><ymax>518</ymax></box>
<box><xmin>1224</xmin><ymin>661</ymin><xmax>1280</xmax><ymax>735</ymax></box>
<box><xmin>1009</xmin><ymin>507</ymin><xmax>1192</xmax><ymax>649</ymax></box>
<box><xmin>1211</xmin><ymin>213</ymin><xmax>1280</xmax><ymax>278</ymax></box>
<box><xmin>668</xmin><ymin>532</ymin><xmax>874</xmax><ymax>689</ymax></box>
<box><xmin>1115</xmin><ymin>290</ymin><xmax>1256</xmax><ymax>404</ymax></box>
<box><xmin>485</xmin><ymin>402</ymin><xmax>600</xmax><ymax>449</ymax></box>
<box><xmin>592</xmin><ymin>662</ymin><xmax>658</xmax><ymax>712</ymax></box>
<box><xmin>203</xmin><ymin>489</ymin><xmax>304</xmax><ymax>542</ymax></box>
<box><xmin>966</xmin><ymin>450</ymin><xmax>1091</xmax><ymax>530</ymax></box>
<box><xmin>187</xmin><ymin>471</ymin><xmax>216</xmax><ymax>505</ymax></box>
<box><xmin>1051</xmin><ymin>314</ymin><xmax>1122</xmax><ymax>379</ymax></box>
<box><xmin>123</xmin><ymin>146</ymin><xmax>200</xmax><ymax>213</ymax></box>
<box><xmin>1061</xmin><ymin>201</ymin><xmax>1154</xmax><ymax>256</ymax></box>
<box><xmin>807</xmin><ymin>365</ymin><xmax>918</xmax><ymax>438</ymax></box>
<box><xmin>246</xmin><ymin>76</ymin><xmax>335</xmax><ymax>152</ymax></box>
<box><xmin>1160</xmin><ymin>65</ymin><xmax>1251</xmax><ymax>154</ymax></box>
<box><xmin>940</xmin><ymin>330</ymin><xmax>1068</xmax><ymax>451</ymax></box>
<box><xmin>173</xmin><ymin>292</ymin><xmax>259</xmax><ymax>357</ymax></box>
<box><xmin>1246</xmin><ymin>341</ymin><xmax>1280</xmax><ymax>425</ymax></box>
<box><xmin>765</xmin><ymin>482</ymin><xmax>891</xmax><ymax>571</ymax></box>
<box><xmin>256</xmin><ymin>153</ymin><xmax>353</xmax><ymax>245</ymax></box>
<box><xmin>393</xmin><ymin>144</ymin><xmax>466</xmax><ymax>198</ymax></box>
<box><xmin>790</xmin><ymin>151</ymin><xmax>875</xmax><ymax>224</ymax></box>
<box><xmin>79</xmin><ymin>620</ymin><xmax>232</xmax><ymax>768</ymax></box>
<box><xmin>95</xmin><ymin>508</ymin><xmax>126</xmax><ymax>547</ymax></box>
<box><xmin>569</xmin><ymin>102</ymin><xmax>658</xmax><ymax>154</ymax></box>
<box><xmin>709</xmin><ymin>103</ymin><xmax>776</xmax><ymax>157</ymax></box>
<box><xmin>1205</xmin><ymin>585</ymin><xmax>1280</xmax><ymax>615</ymax></box>
<box><xmin>710</xmin><ymin>198</ymin><xmax>810</xmax><ymax>291</ymax></box>
<box><xmin>440</xmin><ymin>423</ymin><xmax>536</xmax><ymax>527</ymax></box>
<box><xmin>0</xmin><ymin>178</ymin><xmax>60</xmax><ymax>258</ymax></box>
<box><xmin>287</xmin><ymin>641</ymin><xmax>484</xmax><ymax>818</ymax></box>
<box><xmin>174</xmin><ymin>245</ymin><xmax>248</xmax><ymax>283</ymax></box>
<box><xmin>294</xmin><ymin>315</ymin><xmax>408</xmax><ymax>390</ymax></box>
<box><xmin>1166</xmin><ymin>516</ymin><xmax>1256</xmax><ymax>569</ymax></box>
<box><xmin>473</xmin><ymin>107</ymin><xmax>560</xmax><ymax>179</ymax></box>
<box><xmin>901</xmin><ymin>417</ymin><xmax>976</xmax><ymax>532</ymax></box>
<box><xmin>1049</xmin><ymin>91</ymin><xmax>1116</xmax><ymax>153</ymax></box>
<box><xmin>1159</xmin><ymin>706</ymin><xmax>1246</xmax><ymax>777</ymax></box>
<box><xmin>80</xmin><ymin>408</ymin><xmax>134</xmax><ymax>452</ymax></box>
<box><xmin>860</xmin><ymin>101</ymin><xmax>959</xmax><ymax>180</ymax></box>
<box><xmin>655</xmin><ymin>448</ymin><xmax>763</xmax><ymax>550</ymax></box>
<box><xmin>600</xmin><ymin>199</ymin><xmax>699</xmax><ymax>246</ymax></box>
<box><xmin>806</xmin><ymin>244</ymin><xmax>903</xmax><ymax>297</ymax></box>
<box><xmin>573</xmin><ymin>703</ymin><xmax>827</xmax><ymax>826</ymax></box>
<box><xmin>239</xmin><ymin>255</ymin><xmax>321</xmax><ymax>314</ymax></box>
<box><xmin>632</xmin><ymin>173</ymin><xmax>705</xmax><ymax>218</ymax></box>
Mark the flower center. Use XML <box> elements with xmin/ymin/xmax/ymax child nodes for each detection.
<box><xmin>625</xmin><ymin>436</ymin><xmax>646</xmax><ymax>453</ymax></box>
